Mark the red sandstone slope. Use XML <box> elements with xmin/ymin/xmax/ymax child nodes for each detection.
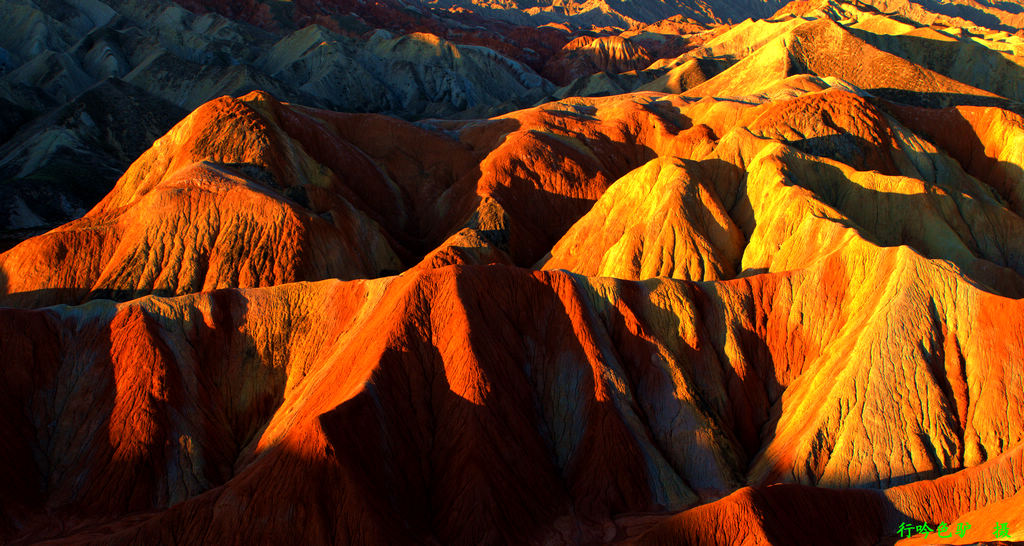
<box><xmin>5</xmin><ymin>1</ymin><xmax>1024</xmax><ymax>543</ymax></box>
<box><xmin>4</xmin><ymin>81</ymin><xmax>1024</xmax><ymax>543</ymax></box>
<box><xmin>3</xmin><ymin>243</ymin><xmax>1024</xmax><ymax>543</ymax></box>
<box><xmin>0</xmin><ymin>93</ymin><xmax>406</xmax><ymax>307</ymax></box>
<box><xmin>0</xmin><ymin>89</ymin><xmax>718</xmax><ymax>307</ymax></box>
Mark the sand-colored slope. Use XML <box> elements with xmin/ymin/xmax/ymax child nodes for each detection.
<box><xmin>863</xmin><ymin>26</ymin><xmax>1024</xmax><ymax>96</ymax></box>
<box><xmin>539</xmin><ymin>155</ymin><xmax>745</xmax><ymax>280</ymax></box>
<box><xmin>285</xmin><ymin>91</ymin><xmax>720</xmax><ymax>265</ymax></box>
<box><xmin>636</xmin><ymin>57</ymin><xmax>720</xmax><ymax>94</ymax></box>
<box><xmin>887</xmin><ymin>102</ymin><xmax>1024</xmax><ymax>216</ymax></box>
<box><xmin>541</xmin><ymin>85</ymin><xmax>1024</xmax><ymax>297</ymax></box>
<box><xmin>15</xmin><ymin>81</ymin><xmax>1024</xmax><ymax>307</ymax></box>
<box><xmin>686</xmin><ymin>16</ymin><xmax>1003</xmax><ymax>105</ymax></box>
<box><xmin>779</xmin><ymin>0</ymin><xmax>1024</xmax><ymax>33</ymax></box>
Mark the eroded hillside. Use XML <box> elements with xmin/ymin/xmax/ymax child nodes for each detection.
<box><xmin>2</xmin><ymin>0</ymin><xmax>1024</xmax><ymax>544</ymax></box>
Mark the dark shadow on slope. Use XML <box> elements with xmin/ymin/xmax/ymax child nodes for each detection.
<box><xmin>3</xmin><ymin>292</ymin><xmax>287</xmax><ymax>544</ymax></box>
<box><xmin>978</xmin><ymin>0</ymin><xmax>1024</xmax><ymax>14</ymax></box>
<box><xmin>0</xmin><ymin>78</ymin><xmax>188</xmax><ymax>243</ymax></box>
<box><xmin>848</xmin><ymin>29</ymin><xmax>1024</xmax><ymax>103</ymax></box>
<box><xmin>869</xmin><ymin>89</ymin><xmax>1019</xmax><ymax>109</ymax></box>
<box><xmin>319</xmin><ymin>344</ymin><xmax>581</xmax><ymax>545</ymax></box>
<box><xmin>734</xmin><ymin>329</ymin><xmax>786</xmax><ymax>463</ymax></box>
<box><xmin>270</xmin><ymin>108</ymin><xmax>518</xmax><ymax>265</ymax></box>
<box><xmin>496</xmin><ymin>184</ymin><xmax>601</xmax><ymax>265</ymax></box>
<box><xmin>0</xmin><ymin>287</ymin><xmax>99</xmax><ymax>310</ymax></box>
<box><xmin>541</xmin><ymin>103</ymin><xmax>599</xmax><ymax>121</ymax></box>
<box><xmin>878</xmin><ymin>100</ymin><xmax>1024</xmax><ymax>216</ymax></box>
<box><xmin>908</xmin><ymin>0</ymin><xmax>1013</xmax><ymax>31</ymax></box>
<box><xmin>453</xmin><ymin>267</ymin><xmax>667</xmax><ymax>518</ymax></box>
<box><xmin>918</xmin><ymin>300</ymin><xmax>969</xmax><ymax>469</ymax></box>
<box><xmin>789</xmin><ymin>133</ymin><xmax>900</xmax><ymax>175</ymax></box>
<box><xmin>777</xmin><ymin>135</ymin><xmax>1024</xmax><ymax>298</ymax></box>
<box><xmin>482</xmin><ymin>122</ymin><xmax>675</xmax><ymax>266</ymax></box>
<box><xmin>550</xmin><ymin>70</ymin><xmax>666</xmax><ymax>101</ymax></box>
<box><xmin>743</xmin><ymin>484</ymin><xmax>887</xmax><ymax>545</ymax></box>
<box><xmin>587</xmin><ymin>279</ymin><xmax>745</xmax><ymax>499</ymax></box>
<box><xmin>635</xmin><ymin>483</ymin><xmax>888</xmax><ymax>545</ymax></box>
<box><xmin>697</xmin><ymin>158</ymin><xmax>756</xmax><ymax>243</ymax></box>
<box><xmin>0</xmin><ymin>307</ymin><xmax>59</xmax><ymax>541</ymax></box>
<box><xmin>1</xmin><ymin>306</ymin><xmax>120</xmax><ymax>543</ymax></box>
<box><xmin>315</xmin><ymin>270</ymin><xmax>662</xmax><ymax>543</ymax></box>
<box><xmin>695</xmin><ymin>56</ymin><xmax>737</xmax><ymax>80</ymax></box>
<box><xmin>679</xmin><ymin>283</ymin><xmax>786</xmax><ymax>483</ymax></box>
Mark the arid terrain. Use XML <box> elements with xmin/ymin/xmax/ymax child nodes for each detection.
<box><xmin>2</xmin><ymin>0</ymin><xmax>1024</xmax><ymax>544</ymax></box>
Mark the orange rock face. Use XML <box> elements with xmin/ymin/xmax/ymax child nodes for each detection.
<box><xmin>1</xmin><ymin>89</ymin><xmax>726</xmax><ymax>308</ymax></box>
<box><xmin>3</xmin><ymin>0</ymin><xmax>1024</xmax><ymax>544</ymax></box>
